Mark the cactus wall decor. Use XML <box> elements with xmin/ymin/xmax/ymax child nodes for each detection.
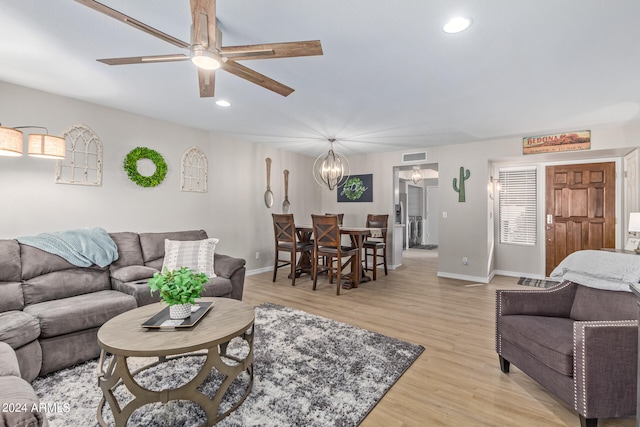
<box><xmin>452</xmin><ymin>166</ymin><xmax>470</xmax><ymax>202</ymax></box>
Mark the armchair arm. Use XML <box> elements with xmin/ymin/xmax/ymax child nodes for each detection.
<box><xmin>573</xmin><ymin>320</ymin><xmax>638</xmax><ymax>419</ymax></box>
<box><xmin>496</xmin><ymin>280</ymin><xmax>576</xmax><ymax>317</ymax></box>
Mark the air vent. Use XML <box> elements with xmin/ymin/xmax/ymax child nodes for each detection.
<box><xmin>403</xmin><ymin>152</ymin><xmax>427</xmax><ymax>163</ymax></box>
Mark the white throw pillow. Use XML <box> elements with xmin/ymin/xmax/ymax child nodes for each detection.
<box><xmin>162</xmin><ymin>238</ymin><xmax>219</xmax><ymax>278</ymax></box>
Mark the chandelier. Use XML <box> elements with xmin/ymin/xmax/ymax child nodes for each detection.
<box><xmin>313</xmin><ymin>138</ymin><xmax>350</xmax><ymax>190</ymax></box>
<box><xmin>410</xmin><ymin>166</ymin><xmax>424</xmax><ymax>185</ymax></box>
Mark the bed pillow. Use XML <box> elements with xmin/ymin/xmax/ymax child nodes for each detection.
<box><xmin>162</xmin><ymin>238</ymin><xmax>219</xmax><ymax>278</ymax></box>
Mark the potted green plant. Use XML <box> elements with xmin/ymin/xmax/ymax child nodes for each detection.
<box><xmin>148</xmin><ymin>267</ymin><xmax>209</xmax><ymax>319</ymax></box>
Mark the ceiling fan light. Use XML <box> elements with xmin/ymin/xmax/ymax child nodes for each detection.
<box><xmin>190</xmin><ymin>46</ymin><xmax>221</xmax><ymax>70</ymax></box>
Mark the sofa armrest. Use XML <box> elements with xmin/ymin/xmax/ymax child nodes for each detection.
<box><xmin>573</xmin><ymin>320</ymin><xmax>638</xmax><ymax>419</ymax></box>
<box><xmin>496</xmin><ymin>280</ymin><xmax>576</xmax><ymax>318</ymax></box>
<box><xmin>110</xmin><ymin>265</ymin><xmax>158</xmax><ymax>283</ymax></box>
<box><xmin>214</xmin><ymin>254</ymin><xmax>246</xmax><ymax>301</ymax></box>
<box><xmin>214</xmin><ymin>254</ymin><xmax>245</xmax><ymax>278</ymax></box>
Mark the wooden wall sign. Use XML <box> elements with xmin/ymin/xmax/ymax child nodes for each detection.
<box><xmin>523</xmin><ymin>130</ymin><xmax>590</xmax><ymax>155</ymax></box>
<box><xmin>338</xmin><ymin>174</ymin><xmax>373</xmax><ymax>202</ymax></box>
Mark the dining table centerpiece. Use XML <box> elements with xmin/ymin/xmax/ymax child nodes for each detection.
<box><xmin>148</xmin><ymin>267</ymin><xmax>209</xmax><ymax>319</ymax></box>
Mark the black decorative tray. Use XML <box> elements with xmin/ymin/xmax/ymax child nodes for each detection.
<box><xmin>141</xmin><ymin>301</ymin><xmax>214</xmax><ymax>329</ymax></box>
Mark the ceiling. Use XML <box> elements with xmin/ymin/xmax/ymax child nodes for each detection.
<box><xmin>1</xmin><ymin>1</ymin><xmax>639</xmax><ymax>157</ymax></box>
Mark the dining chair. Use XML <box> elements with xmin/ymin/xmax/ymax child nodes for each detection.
<box><xmin>324</xmin><ymin>213</ymin><xmax>344</xmax><ymax>226</ymax></box>
<box><xmin>363</xmin><ymin>214</ymin><xmax>389</xmax><ymax>280</ymax></box>
<box><xmin>272</xmin><ymin>213</ymin><xmax>313</xmax><ymax>286</ymax></box>
<box><xmin>311</xmin><ymin>214</ymin><xmax>358</xmax><ymax>295</ymax></box>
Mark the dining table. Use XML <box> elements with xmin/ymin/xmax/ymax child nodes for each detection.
<box><xmin>295</xmin><ymin>225</ymin><xmax>380</xmax><ymax>287</ymax></box>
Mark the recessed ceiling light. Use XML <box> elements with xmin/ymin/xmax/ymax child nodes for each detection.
<box><xmin>443</xmin><ymin>16</ymin><xmax>472</xmax><ymax>34</ymax></box>
<box><xmin>215</xmin><ymin>100</ymin><xmax>231</xmax><ymax>107</ymax></box>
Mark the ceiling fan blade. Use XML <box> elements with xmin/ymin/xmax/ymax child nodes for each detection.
<box><xmin>74</xmin><ymin>0</ymin><xmax>189</xmax><ymax>49</ymax></box>
<box><xmin>221</xmin><ymin>61</ymin><xmax>294</xmax><ymax>97</ymax></box>
<box><xmin>97</xmin><ymin>54</ymin><xmax>189</xmax><ymax>65</ymax></box>
<box><xmin>190</xmin><ymin>0</ymin><xmax>217</xmax><ymax>49</ymax></box>
<box><xmin>221</xmin><ymin>40</ymin><xmax>323</xmax><ymax>61</ymax></box>
<box><xmin>198</xmin><ymin>68</ymin><xmax>216</xmax><ymax>97</ymax></box>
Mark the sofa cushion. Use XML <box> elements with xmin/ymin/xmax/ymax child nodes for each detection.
<box><xmin>0</xmin><ymin>376</ymin><xmax>46</xmax><ymax>427</ymax></box>
<box><xmin>14</xmin><ymin>341</ymin><xmax>42</xmax><ymax>383</ymax></box>
<box><xmin>110</xmin><ymin>265</ymin><xmax>158</xmax><ymax>283</ymax></box>
<box><xmin>38</xmin><ymin>327</ymin><xmax>102</xmax><ymax>376</ymax></box>
<box><xmin>109</xmin><ymin>232</ymin><xmax>144</xmax><ymax>269</ymax></box>
<box><xmin>499</xmin><ymin>315</ymin><xmax>575</xmax><ymax>376</ymax></box>
<box><xmin>201</xmin><ymin>277</ymin><xmax>233</xmax><ymax>298</ymax></box>
<box><xmin>570</xmin><ymin>285</ymin><xmax>638</xmax><ymax>321</ymax></box>
<box><xmin>24</xmin><ymin>290</ymin><xmax>137</xmax><ymax>338</ymax></box>
<box><xmin>0</xmin><ymin>311</ymin><xmax>40</xmax><ymax>349</ymax></box>
<box><xmin>0</xmin><ymin>341</ymin><xmax>20</xmax><ymax>377</ymax></box>
<box><xmin>20</xmin><ymin>244</ymin><xmax>77</xmax><ymax>280</ymax></box>
<box><xmin>0</xmin><ymin>239</ymin><xmax>21</xmax><ymax>282</ymax></box>
<box><xmin>0</xmin><ymin>282</ymin><xmax>25</xmax><ymax>312</ymax></box>
<box><xmin>139</xmin><ymin>230</ymin><xmax>208</xmax><ymax>264</ymax></box>
<box><xmin>22</xmin><ymin>268</ymin><xmax>111</xmax><ymax>305</ymax></box>
<box><xmin>111</xmin><ymin>278</ymin><xmax>160</xmax><ymax>307</ymax></box>
<box><xmin>162</xmin><ymin>238</ymin><xmax>218</xmax><ymax>277</ymax></box>
<box><xmin>113</xmin><ymin>276</ymin><xmax>233</xmax><ymax>306</ymax></box>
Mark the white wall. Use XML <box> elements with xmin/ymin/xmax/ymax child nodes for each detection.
<box><xmin>0</xmin><ymin>81</ymin><xmax>321</xmax><ymax>271</ymax></box>
<box><xmin>316</xmin><ymin>123</ymin><xmax>640</xmax><ymax>282</ymax></box>
<box><xmin>3</xmin><ymin>80</ymin><xmax>639</xmax><ymax>280</ymax></box>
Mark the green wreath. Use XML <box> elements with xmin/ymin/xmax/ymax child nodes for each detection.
<box><xmin>342</xmin><ymin>177</ymin><xmax>367</xmax><ymax>200</ymax></box>
<box><xmin>123</xmin><ymin>147</ymin><xmax>168</xmax><ymax>188</ymax></box>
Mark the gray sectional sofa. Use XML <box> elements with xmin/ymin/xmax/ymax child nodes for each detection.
<box><xmin>0</xmin><ymin>229</ymin><xmax>246</xmax><ymax>427</ymax></box>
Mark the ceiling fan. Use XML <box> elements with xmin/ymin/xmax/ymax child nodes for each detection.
<box><xmin>74</xmin><ymin>0</ymin><xmax>323</xmax><ymax>97</ymax></box>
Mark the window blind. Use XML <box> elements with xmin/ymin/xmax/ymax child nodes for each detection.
<box><xmin>499</xmin><ymin>167</ymin><xmax>537</xmax><ymax>245</ymax></box>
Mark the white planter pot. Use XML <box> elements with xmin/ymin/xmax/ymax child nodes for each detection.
<box><xmin>169</xmin><ymin>303</ymin><xmax>192</xmax><ymax>319</ymax></box>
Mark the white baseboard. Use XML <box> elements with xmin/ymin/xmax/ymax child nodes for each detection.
<box><xmin>246</xmin><ymin>266</ymin><xmax>273</xmax><ymax>276</ymax></box>
<box><xmin>437</xmin><ymin>271</ymin><xmax>492</xmax><ymax>284</ymax></box>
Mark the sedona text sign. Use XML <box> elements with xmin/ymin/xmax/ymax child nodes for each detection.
<box><xmin>523</xmin><ymin>130</ymin><xmax>590</xmax><ymax>155</ymax></box>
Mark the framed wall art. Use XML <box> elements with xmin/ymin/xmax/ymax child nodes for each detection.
<box><xmin>523</xmin><ymin>130</ymin><xmax>591</xmax><ymax>155</ymax></box>
<box><xmin>337</xmin><ymin>174</ymin><xmax>373</xmax><ymax>203</ymax></box>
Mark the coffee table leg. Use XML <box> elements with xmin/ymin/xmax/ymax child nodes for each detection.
<box><xmin>97</xmin><ymin>352</ymin><xmax>143</xmax><ymax>427</ymax></box>
<box><xmin>97</xmin><ymin>325</ymin><xmax>254</xmax><ymax>427</ymax></box>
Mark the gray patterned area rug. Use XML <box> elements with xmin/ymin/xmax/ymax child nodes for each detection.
<box><xmin>33</xmin><ymin>303</ymin><xmax>424</xmax><ymax>427</ymax></box>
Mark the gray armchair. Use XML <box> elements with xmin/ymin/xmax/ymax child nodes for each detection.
<box><xmin>496</xmin><ymin>281</ymin><xmax>638</xmax><ymax>427</ymax></box>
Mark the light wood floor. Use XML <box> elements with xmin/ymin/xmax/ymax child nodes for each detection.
<box><xmin>242</xmin><ymin>249</ymin><xmax>636</xmax><ymax>427</ymax></box>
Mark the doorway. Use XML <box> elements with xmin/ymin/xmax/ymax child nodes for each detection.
<box><xmin>545</xmin><ymin>161</ymin><xmax>616</xmax><ymax>276</ymax></box>
<box><xmin>393</xmin><ymin>163</ymin><xmax>439</xmax><ymax>261</ymax></box>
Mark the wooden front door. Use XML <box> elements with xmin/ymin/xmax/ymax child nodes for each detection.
<box><xmin>545</xmin><ymin>162</ymin><xmax>616</xmax><ymax>276</ymax></box>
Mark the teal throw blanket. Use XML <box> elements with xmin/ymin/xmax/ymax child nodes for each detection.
<box><xmin>17</xmin><ymin>227</ymin><xmax>119</xmax><ymax>268</ymax></box>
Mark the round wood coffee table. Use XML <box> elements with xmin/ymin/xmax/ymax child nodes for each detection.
<box><xmin>96</xmin><ymin>297</ymin><xmax>255</xmax><ymax>427</ymax></box>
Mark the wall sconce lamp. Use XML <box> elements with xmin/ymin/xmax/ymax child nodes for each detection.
<box><xmin>488</xmin><ymin>176</ymin><xmax>500</xmax><ymax>199</ymax></box>
<box><xmin>0</xmin><ymin>125</ymin><xmax>66</xmax><ymax>159</ymax></box>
